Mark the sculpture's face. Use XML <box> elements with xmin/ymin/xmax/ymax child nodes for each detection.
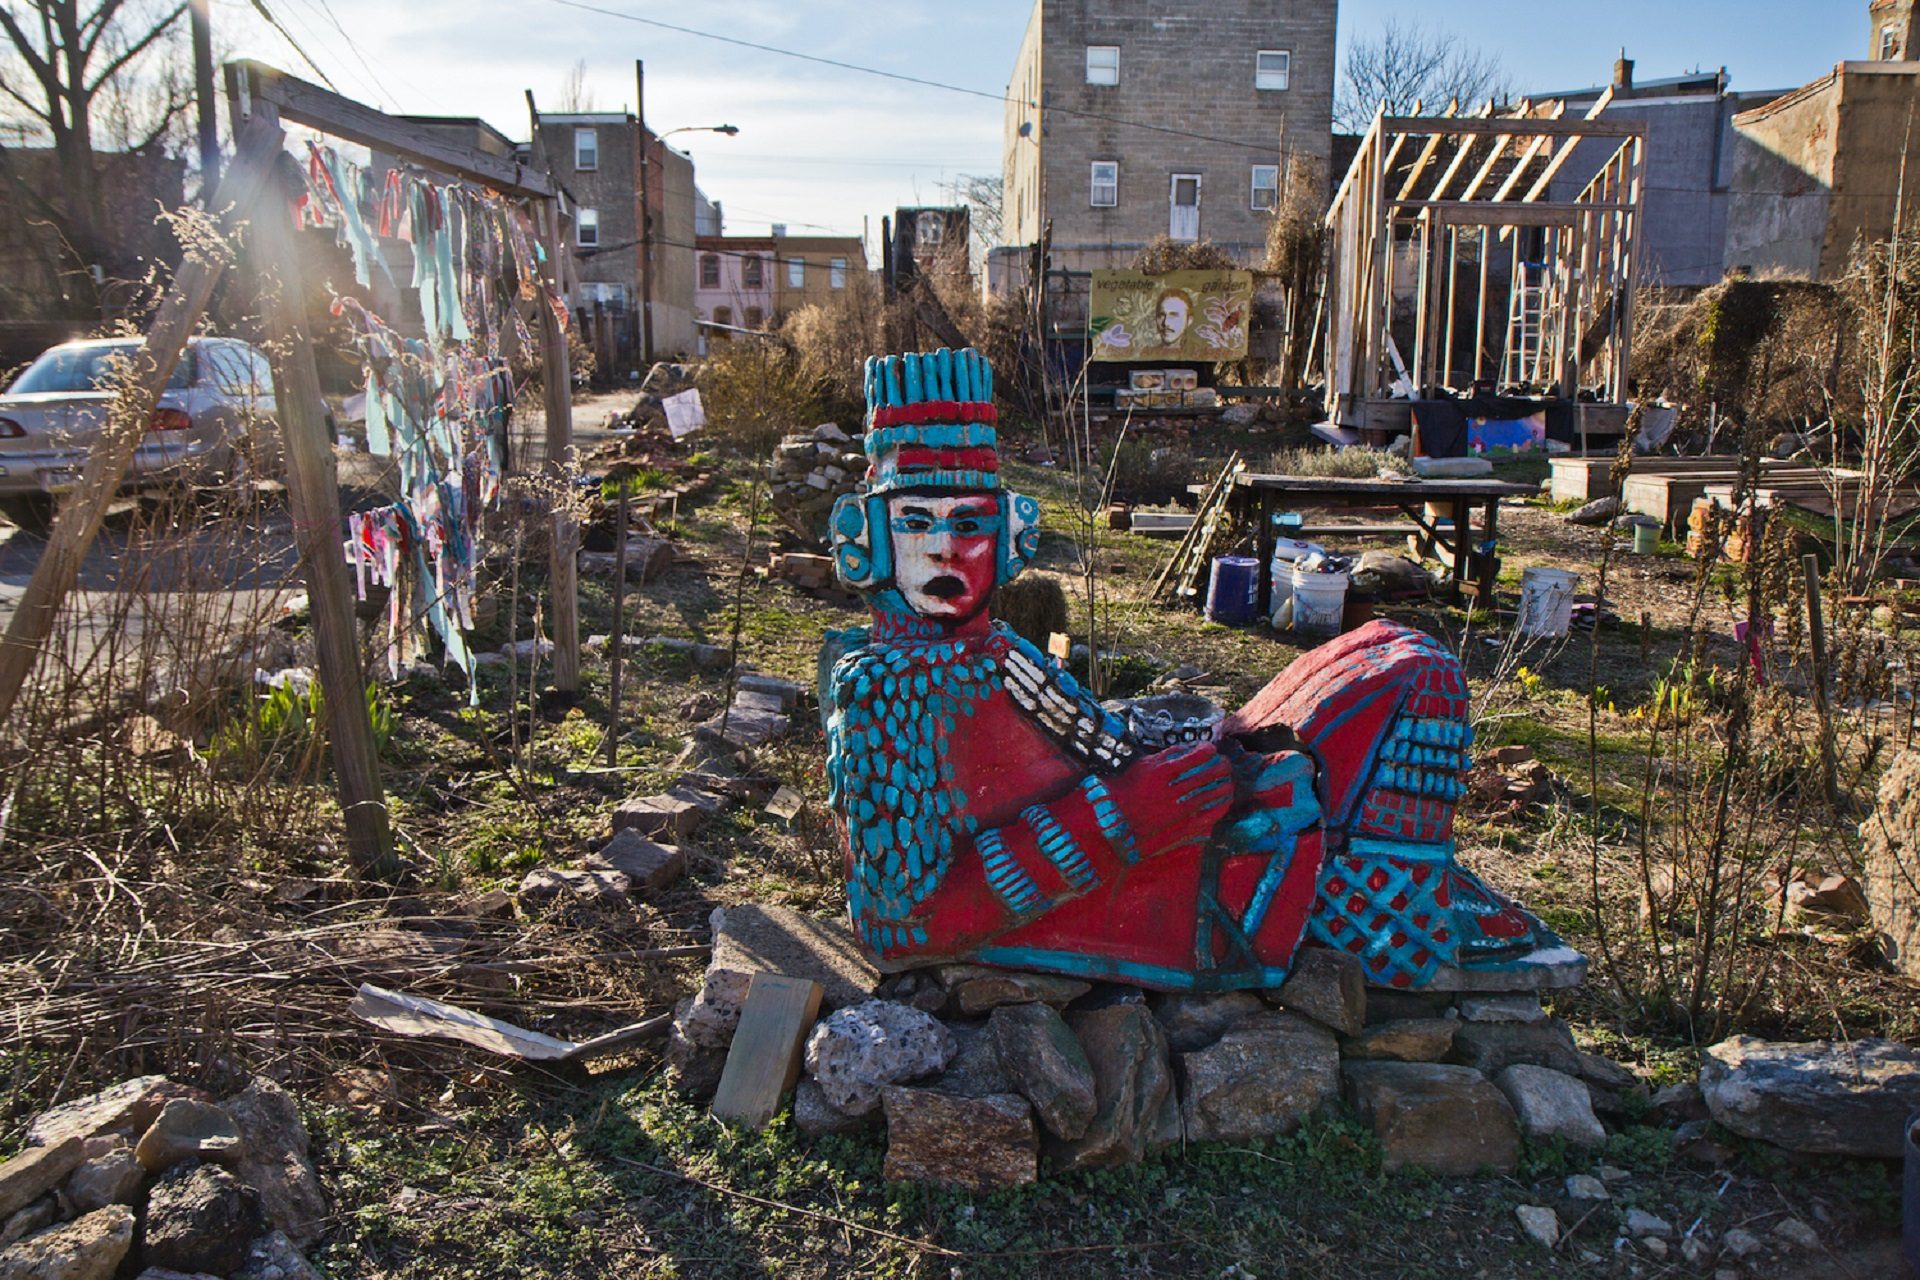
<box><xmin>888</xmin><ymin>492</ymin><xmax>1000</xmax><ymax>622</ymax></box>
<box><xmin>1156</xmin><ymin>295</ymin><xmax>1190</xmax><ymax>345</ymax></box>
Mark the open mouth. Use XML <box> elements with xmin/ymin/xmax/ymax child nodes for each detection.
<box><xmin>924</xmin><ymin>575</ymin><xmax>967</xmax><ymax>600</ymax></box>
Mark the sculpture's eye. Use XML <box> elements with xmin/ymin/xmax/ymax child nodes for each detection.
<box><xmin>952</xmin><ymin>518</ymin><xmax>984</xmax><ymax>536</ymax></box>
<box><xmin>897</xmin><ymin>514</ymin><xmax>933</xmax><ymax>533</ymax></box>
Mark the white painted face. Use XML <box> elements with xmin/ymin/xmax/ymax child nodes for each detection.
<box><xmin>887</xmin><ymin>493</ymin><xmax>1000</xmax><ymax>622</ymax></box>
<box><xmin>1156</xmin><ymin>295</ymin><xmax>1190</xmax><ymax>346</ymax></box>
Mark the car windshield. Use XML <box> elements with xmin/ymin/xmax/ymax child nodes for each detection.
<box><xmin>7</xmin><ymin>344</ymin><xmax>193</xmax><ymax>395</ymax></box>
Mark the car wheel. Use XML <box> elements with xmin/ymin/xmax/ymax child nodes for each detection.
<box><xmin>0</xmin><ymin>494</ymin><xmax>55</xmax><ymax>534</ymax></box>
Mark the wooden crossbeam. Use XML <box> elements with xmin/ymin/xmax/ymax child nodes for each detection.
<box><xmin>1380</xmin><ymin>114</ymin><xmax>1644</xmax><ymax>139</ymax></box>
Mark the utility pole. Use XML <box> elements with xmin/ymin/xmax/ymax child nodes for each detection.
<box><xmin>635</xmin><ymin>59</ymin><xmax>655</xmax><ymax>366</ymax></box>
<box><xmin>190</xmin><ymin>0</ymin><xmax>220</xmax><ymax>197</ymax></box>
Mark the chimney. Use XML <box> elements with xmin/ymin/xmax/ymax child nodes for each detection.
<box><xmin>772</xmin><ymin>223</ymin><xmax>787</xmax><ymax>237</ymax></box>
<box><xmin>1614</xmin><ymin>48</ymin><xmax>1634</xmax><ymax>90</ymax></box>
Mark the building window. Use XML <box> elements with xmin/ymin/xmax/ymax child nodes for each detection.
<box><xmin>830</xmin><ymin>257</ymin><xmax>847</xmax><ymax>288</ymax></box>
<box><xmin>743</xmin><ymin>255</ymin><xmax>764</xmax><ymax>288</ymax></box>
<box><xmin>574</xmin><ymin>127</ymin><xmax>598</xmax><ymax>171</ymax></box>
<box><xmin>576</xmin><ymin>208</ymin><xmax>599</xmax><ymax>248</ymax></box>
<box><xmin>786</xmin><ymin>257</ymin><xmax>804</xmax><ymax>288</ymax></box>
<box><xmin>1086</xmin><ymin>45</ymin><xmax>1119</xmax><ymax>86</ymax></box>
<box><xmin>916</xmin><ymin>217</ymin><xmax>944</xmax><ymax>246</ymax></box>
<box><xmin>700</xmin><ymin>254</ymin><xmax>720</xmax><ymax>288</ymax></box>
<box><xmin>1090</xmin><ymin>161</ymin><xmax>1118</xmax><ymax>208</ymax></box>
<box><xmin>744</xmin><ymin>306</ymin><xmax>764</xmax><ymax>330</ymax></box>
<box><xmin>1883</xmin><ymin>25</ymin><xmax>1902</xmax><ymax>59</ymax></box>
<box><xmin>1256</xmin><ymin>50</ymin><xmax>1291</xmax><ymax>91</ymax></box>
<box><xmin>713</xmin><ymin>305</ymin><xmax>732</xmax><ymax>332</ymax></box>
<box><xmin>1251</xmin><ymin>165</ymin><xmax>1279</xmax><ymax>210</ymax></box>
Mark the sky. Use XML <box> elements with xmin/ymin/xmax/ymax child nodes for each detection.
<box><xmin>212</xmin><ymin>0</ymin><xmax>1859</xmax><ymax>257</ymax></box>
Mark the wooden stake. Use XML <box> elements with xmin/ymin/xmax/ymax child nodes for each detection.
<box><xmin>246</xmin><ymin>110</ymin><xmax>396</xmax><ymax>877</ymax></box>
<box><xmin>534</xmin><ymin>203</ymin><xmax>580</xmax><ymax>694</ymax></box>
<box><xmin>1803</xmin><ymin>553</ymin><xmax>1839</xmax><ymax>809</ymax></box>
<box><xmin>606</xmin><ymin>484</ymin><xmax>629</xmax><ymax>765</ymax></box>
<box><xmin>0</xmin><ymin>116</ymin><xmax>284</xmax><ymax>734</ymax></box>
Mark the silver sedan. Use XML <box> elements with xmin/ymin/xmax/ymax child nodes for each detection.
<box><xmin>0</xmin><ymin>336</ymin><xmax>282</xmax><ymax>529</ymax></box>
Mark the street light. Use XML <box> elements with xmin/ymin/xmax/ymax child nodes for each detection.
<box><xmin>638</xmin><ymin>115</ymin><xmax>741</xmax><ymax>364</ymax></box>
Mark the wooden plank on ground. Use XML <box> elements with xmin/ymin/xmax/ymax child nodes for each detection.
<box><xmin>710</xmin><ymin>973</ymin><xmax>824</xmax><ymax>1129</ymax></box>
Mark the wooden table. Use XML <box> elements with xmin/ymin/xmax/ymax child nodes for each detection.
<box><xmin>1225</xmin><ymin>474</ymin><xmax>1539</xmax><ymax>615</ymax></box>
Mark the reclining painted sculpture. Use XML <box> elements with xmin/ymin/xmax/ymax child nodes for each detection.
<box><xmin>821</xmin><ymin>347</ymin><xmax>1579</xmax><ymax>993</ymax></box>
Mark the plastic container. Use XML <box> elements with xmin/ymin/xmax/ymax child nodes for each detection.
<box><xmin>1632</xmin><ymin>522</ymin><xmax>1660</xmax><ymax>554</ymax></box>
<box><xmin>1518</xmin><ymin>566</ymin><xmax>1579</xmax><ymax>638</ymax></box>
<box><xmin>1291</xmin><ymin>565</ymin><xmax>1350</xmax><ymax>635</ymax></box>
<box><xmin>1205</xmin><ymin>555</ymin><xmax>1261</xmax><ymax>626</ymax></box>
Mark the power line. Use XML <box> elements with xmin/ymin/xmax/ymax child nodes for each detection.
<box><xmin>245</xmin><ymin>0</ymin><xmax>340</xmax><ymax>92</ymax></box>
<box><xmin>544</xmin><ymin>0</ymin><xmax>1291</xmax><ymax>156</ymax></box>
<box><xmin>299</xmin><ymin>0</ymin><xmax>402</xmax><ymax>109</ymax></box>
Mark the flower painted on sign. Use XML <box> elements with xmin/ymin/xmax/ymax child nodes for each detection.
<box><xmin>1095</xmin><ymin>321</ymin><xmax>1134</xmax><ymax>351</ymax></box>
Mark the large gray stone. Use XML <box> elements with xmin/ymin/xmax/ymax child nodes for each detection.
<box><xmin>1418</xmin><ymin>947</ymin><xmax>1587</xmax><ymax>992</ymax></box>
<box><xmin>791</xmin><ymin>1080</ymin><xmax>867</xmax><ymax>1136</ymax></box>
<box><xmin>1699</xmin><ymin>1035</ymin><xmax>1920</xmax><ymax>1157</ymax></box>
<box><xmin>804</xmin><ymin>1001</ymin><xmax>954</xmax><ymax>1117</ymax></box>
<box><xmin>1448</xmin><ymin>1018</ymin><xmax>1584</xmax><ymax>1077</ymax></box>
<box><xmin>133</xmin><ymin>1101</ymin><xmax>243</xmax><ymax>1174</ymax></box>
<box><xmin>929</xmin><ymin>1023</ymin><xmax>1015</xmax><ymax>1099</ymax></box>
<box><xmin>1493</xmin><ymin>1065</ymin><xmax>1607</xmax><ymax>1147</ymax></box>
<box><xmin>517</xmin><ymin>866</ymin><xmax>629</xmax><ymax>905</ymax></box>
<box><xmin>610</xmin><ymin>794</ymin><xmax>703</xmax><ymax>843</ymax></box>
<box><xmin>0</xmin><ymin>1205</ymin><xmax>133</xmax><ymax>1280</ymax></box>
<box><xmin>25</xmin><ymin>1078</ymin><xmax>191</xmax><ymax>1149</ymax></box>
<box><xmin>1179</xmin><ymin>1010</ymin><xmax>1340</xmax><ymax>1143</ymax></box>
<box><xmin>1049</xmin><ymin>1005</ymin><xmax>1173</xmax><ymax>1171</ymax></box>
<box><xmin>938</xmin><ymin>966</ymin><xmax>1090</xmax><ymax>1016</ymax></box>
<box><xmin>0</xmin><ymin>1201</ymin><xmax>55</xmax><ymax>1249</ymax></box>
<box><xmin>1341</xmin><ymin>1018</ymin><xmax>1456</xmax><ymax>1062</ymax></box>
<box><xmin>1364</xmin><ymin>989</ymin><xmax>1454</xmax><ymax>1024</ymax></box>
<box><xmin>587</xmin><ymin>831</ymin><xmax>685</xmax><ymax>894</ymax></box>
<box><xmin>989</xmin><ymin>1003</ymin><xmax>1097</xmax><ymax>1141</ymax></box>
<box><xmin>1270</xmin><ymin>947</ymin><xmax>1366</xmax><ymax>1035</ymax></box>
<box><xmin>220</xmin><ymin>1079</ymin><xmax>326</xmax><ymax>1246</ymax></box>
<box><xmin>880</xmin><ymin>1088</ymin><xmax>1036</xmax><ymax>1191</ymax></box>
<box><xmin>703</xmin><ymin>905</ymin><xmax>880</xmax><ymax>1019</ymax></box>
<box><xmin>141</xmin><ymin>1163</ymin><xmax>266</xmax><ymax>1276</ymax></box>
<box><xmin>233</xmin><ymin>1230</ymin><xmax>325</xmax><ymax>1280</ymax></box>
<box><xmin>1861</xmin><ymin>751</ymin><xmax>1920</xmax><ymax>983</ymax></box>
<box><xmin>1343</xmin><ymin>1062</ymin><xmax>1521</xmax><ymax>1174</ymax></box>
<box><xmin>1148</xmin><ymin>991</ymin><xmax>1265</xmax><ymax>1052</ymax></box>
<box><xmin>0</xmin><ymin>1139</ymin><xmax>84</xmax><ymax>1221</ymax></box>
<box><xmin>664</xmin><ymin>1011</ymin><xmax>727</xmax><ymax>1099</ymax></box>
<box><xmin>62</xmin><ymin>1148</ymin><xmax>142</xmax><ymax>1214</ymax></box>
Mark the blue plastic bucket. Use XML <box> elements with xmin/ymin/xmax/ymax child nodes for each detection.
<box><xmin>1206</xmin><ymin>555</ymin><xmax>1260</xmax><ymax>626</ymax></box>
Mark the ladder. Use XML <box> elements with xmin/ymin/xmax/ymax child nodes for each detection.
<box><xmin>1504</xmin><ymin>262</ymin><xmax>1547</xmax><ymax>388</ymax></box>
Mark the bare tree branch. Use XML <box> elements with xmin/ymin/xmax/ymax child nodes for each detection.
<box><xmin>1335</xmin><ymin>17</ymin><xmax>1509</xmax><ymax>134</ymax></box>
<box><xmin>82</xmin><ymin>0</ymin><xmax>183</xmax><ymax>94</ymax></box>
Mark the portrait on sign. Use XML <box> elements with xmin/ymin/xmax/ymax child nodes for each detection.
<box><xmin>1090</xmin><ymin>270</ymin><xmax>1253</xmax><ymax>362</ymax></box>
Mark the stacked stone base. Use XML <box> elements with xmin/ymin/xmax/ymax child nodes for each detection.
<box><xmin>670</xmin><ymin>919</ymin><xmax>1634</xmax><ymax>1189</ymax></box>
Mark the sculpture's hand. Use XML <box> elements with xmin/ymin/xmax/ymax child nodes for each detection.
<box><xmin>1108</xmin><ymin>741</ymin><xmax>1232</xmax><ymax>859</ymax></box>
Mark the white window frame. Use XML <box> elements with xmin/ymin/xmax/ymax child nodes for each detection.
<box><xmin>576</xmin><ymin>207</ymin><xmax>599</xmax><ymax>248</ymax></box>
<box><xmin>1086</xmin><ymin>45</ymin><xmax>1119</xmax><ymax>86</ymax></box>
<box><xmin>830</xmin><ymin>257</ymin><xmax>847</xmax><ymax>288</ymax></box>
<box><xmin>743</xmin><ymin>255</ymin><xmax>764</xmax><ymax>289</ymax></box>
<box><xmin>574</xmin><ymin>127</ymin><xmax>598</xmax><ymax>171</ymax></box>
<box><xmin>1883</xmin><ymin>25</ymin><xmax>1902</xmax><ymax>59</ymax></box>
<box><xmin>1251</xmin><ymin>164</ymin><xmax>1280</xmax><ymax>211</ymax></box>
<box><xmin>1090</xmin><ymin>160</ymin><xmax>1118</xmax><ymax>208</ymax></box>
<box><xmin>699</xmin><ymin>254</ymin><xmax>720</xmax><ymax>288</ymax></box>
<box><xmin>786</xmin><ymin>257</ymin><xmax>805</xmax><ymax>288</ymax></box>
<box><xmin>1255</xmin><ymin>49</ymin><xmax>1291</xmax><ymax>91</ymax></box>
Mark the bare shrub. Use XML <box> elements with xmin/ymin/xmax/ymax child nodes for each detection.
<box><xmin>1130</xmin><ymin>237</ymin><xmax>1240</xmax><ymax>275</ymax></box>
<box><xmin>695</xmin><ymin>337</ymin><xmax>822</xmax><ymax>457</ymax></box>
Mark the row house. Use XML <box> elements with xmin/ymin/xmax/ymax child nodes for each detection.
<box><xmin>693</xmin><ymin>226</ymin><xmax>867</xmax><ymax>350</ymax></box>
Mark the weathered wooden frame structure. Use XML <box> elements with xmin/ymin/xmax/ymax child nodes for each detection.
<box><xmin>1321</xmin><ymin>101</ymin><xmax>1647</xmax><ymax>440</ymax></box>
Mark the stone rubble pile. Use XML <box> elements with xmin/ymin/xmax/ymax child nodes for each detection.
<box><xmin>0</xmin><ymin>1076</ymin><xmax>326</xmax><ymax>1280</ymax></box>
<box><xmin>768</xmin><ymin>423</ymin><xmax>865</xmax><ymax>546</ymax></box>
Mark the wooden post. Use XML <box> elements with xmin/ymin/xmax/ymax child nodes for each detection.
<box><xmin>0</xmin><ymin>117</ymin><xmax>284</xmax><ymax>734</ymax></box>
<box><xmin>635</xmin><ymin>59</ymin><xmax>655</xmax><ymax>366</ymax></box>
<box><xmin>535</xmin><ymin>203</ymin><xmax>581</xmax><ymax>693</ymax></box>
<box><xmin>1803</xmin><ymin>553</ymin><xmax>1840</xmax><ymax>809</ymax></box>
<box><xmin>605</xmin><ymin>484</ymin><xmax>629</xmax><ymax>765</ymax></box>
<box><xmin>246</xmin><ymin>111</ymin><xmax>398</xmax><ymax>876</ymax></box>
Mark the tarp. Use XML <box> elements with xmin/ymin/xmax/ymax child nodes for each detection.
<box><xmin>1090</xmin><ymin>269</ymin><xmax>1253</xmax><ymax>362</ymax></box>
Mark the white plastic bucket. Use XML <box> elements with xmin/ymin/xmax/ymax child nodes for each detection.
<box><xmin>1518</xmin><ymin>566</ymin><xmax>1578</xmax><ymax>638</ymax></box>
<box><xmin>1291</xmin><ymin>566</ymin><xmax>1349</xmax><ymax>635</ymax></box>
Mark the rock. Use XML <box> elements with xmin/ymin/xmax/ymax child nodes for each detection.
<box><xmin>463</xmin><ymin>889</ymin><xmax>516</xmax><ymax>920</ymax></box>
<box><xmin>517</xmin><ymin>866</ymin><xmax>630</xmax><ymax>904</ymax></box>
<box><xmin>940</xmin><ymin>966</ymin><xmax>1090</xmax><ymax>1016</ymax></box>
<box><xmin>233</xmin><ymin>1230</ymin><xmax>324</xmax><ymax>1280</ymax></box>
<box><xmin>1648</xmin><ymin>1081</ymin><xmax>1709</xmax><ymax>1125</ymax></box>
<box><xmin>1220</xmin><ymin>403</ymin><xmax>1259</xmax><ymax>427</ymax></box>
<box><xmin>610</xmin><ymin>794</ymin><xmax>703</xmax><ymax>844</ymax></box>
<box><xmin>988</xmin><ymin>1004</ymin><xmax>1097</xmax><ymax>1141</ymax></box>
<box><xmin>664</xmin><ymin>1015</ymin><xmax>727</xmax><ymax>1099</ymax></box>
<box><xmin>0</xmin><ymin>1200</ymin><xmax>55</xmax><ymax>1248</ymax></box>
<box><xmin>1772</xmin><ymin>1216</ymin><xmax>1819</xmax><ymax>1250</ymax></box>
<box><xmin>1420</xmin><ymin>948</ymin><xmax>1588</xmax><ymax>991</ymax></box>
<box><xmin>1862</xmin><ymin>752</ymin><xmax>1920</xmax><ymax>983</ymax></box>
<box><xmin>1448</xmin><ymin>1018</ymin><xmax>1584</xmax><ymax>1077</ymax></box>
<box><xmin>703</xmin><ymin>905</ymin><xmax>880</xmax><ymax>1020</ymax></box>
<box><xmin>1148</xmin><ymin>991</ymin><xmax>1265</xmax><ymax>1052</ymax></box>
<box><xmin>695</xmin><ymin>703</ymin><xmax>790</xmax><ymax>750</ymax></box>
<box><xmin>63</xmin><ymin>1148</ymin><xmax>142</xmax><ymax>1214</ymax></box>
<box><xmin>1673</xmin><ymin>1118</ymin><xmax>1736</xmax><ymax>1166</ymax></box>
<box><xmin>1783</xmin><ymin>871</ymin><xmax>1870</xmax><ymax>921</ymax></box>
<box><xmin>1564</xmin><ymin>1173</ymin><xmax>1609</xmax><ymax>1201</ymax></box>
<box><xmin>1342</xmin><ymin>1062</ymin><xmax>1521</xmax><ymax>1175</ymax></box>
<box><xmin>1565</xmin><ymin>495</ymin><xmax>1619</xmax><ymax>526</ymax></box>
<box><xmin>1494</xmin><ymin>1065</ymin><xmax>1607</xmax><ymax>1147</ymax></box>
<box><xmin>803</xmin><ymin>1001</ymin><xmax>954</xmax><ymax>1116</ymax></box>
<box><xmin>1050</xmin><ymin>1005</ymin><xmax>1173</xmax><ymax>1171</ymax></box>
<box><xmin>1269</xmin><ymin>947</ymin><xmax>1366</xmax><ymax>1035</ymax></box>
<box><xmin>142</xmin><ymin>1163</ymin><xmax>265</xmax><ymax>1276</ymax></box>
<box><xmin>26</xmin><ymin>1078</ymin><xmax>193</xmax><ymax>1149</ymax></box>
<box><xmin>1721</xmin><ymin>1227</ymin><xmax>1762</xmax><ymax>1257</ymax></box>
<box><xmin>735</xmin><ymin>674</ymin><xmax>804</xmax><ymax>713</ymax></box>
<box><xmin>1515</xmin><ymin>1204</ymin><xmax>1559</xmax><ymax>1249</ymax></box>
<box><xmin>880</xmin><ymin>1088</ymin><xmax>1036</xmax><ymax>1190</ymax></box>
<box><xmin>1179</xmin><ymin>1010</ymin><xmax>1340</xmax><ymax>1143</ymax></box>
<box><xmin>220</xmin><ymin>1080</ymin><xmax>326</xmax><ymax>1247</ymax></box>
<box><xmin>0</xmin><ymin>1205</ymin><xmax>133</xmax><ymax>1280</ymax></box>
<box><xmin>1639</xmin><ymin>1235</ymin><xmax>1669</xmax><ymax>1259</ymax></box>
<box><xmin>0</xmin><ymin>1139</ymin><xmax>84</xmax><ymax>1220</ymax></box>
<box><xmin>1574</xmin><ymin>1051</ymin><xmax>1647</xmax><ymax>1119</ymax></box>
<box><xmin>791</xmin><ymin>1080</ymin><xmax>866</xmax><ymax>1136</ymax></box>
<box><xmin>639</xmin><ymin>636</ymin><xmax>732</xmax><ymax>671</ymax></box>
<box><xmin>1624</xmin><ymin>1208</ymin><xmax>1672</xmax><ymax>1238</ymax></box>
<box><xmin>587</xmin><ymin>831</ymin><xmax>685</xmax><ymax>894</ymax></box>
<box><xmin>1341</xmin><ymin>1018</ymin><xmax>1456</xmax><ymax>1062</ymax></box>
<box><xmin>931</xmin><ymin>1023</ymin><xmax>1016</xmax><ymax>1099</ymax></box>
<box><xmin>1699</xmin><ymin>1035</ymin><xmax>1920</xmax><ymax>1157</ymax></box>
<box><xmin>1364</xmin><ymin>989</ymin><xmax>1454</xmax><ymax>1024</ymax></box>
<box><xmin>1681</xmin><ymin>1235</ymin><xmax>1714</xmax><ymax>1267</ymax></box>
<box><xmin>1456</xmin><ymin>995</ymin><xmax>1548</xmax><ymax>1024</ymax></box>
